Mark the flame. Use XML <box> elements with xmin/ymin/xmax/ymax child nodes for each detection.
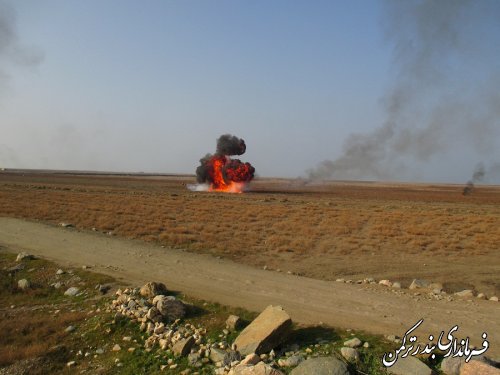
<box><xmin>206</xmin><ymin>155</ymin><xmax>253</xmax><ymax>193</ymax></box>
<box><xmin>209</xmin><ymin>182</ymin><xmax>245</xmax><ymax>193</ymax></box>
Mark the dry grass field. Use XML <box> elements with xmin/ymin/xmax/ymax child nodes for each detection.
<box><xmin>0</xmin><ymin>171</ymin><xmax>499</xmax><ymax>295</ymax></box>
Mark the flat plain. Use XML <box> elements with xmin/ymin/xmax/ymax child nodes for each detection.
<box><xmin>0</xmin><ymin>170</ymin><xmax>499</xmax><ymax>296</ymax></box>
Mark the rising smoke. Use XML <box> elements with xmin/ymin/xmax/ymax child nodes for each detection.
<box><xmin>215</xmin><ymin>134</ymin><xmax>246</xmax><ymax>156</ymax></box>
<box><xmin>462</xmin><ymin>163</ymin><xmax>485</xmax><ymax>195</ymax></box>
<box><xmin>0</xmin><ymin>1</ymin><xmax>44</xmax><ymax>167</ymax></box>
<box><xmin>307</xmin><ymin>0</ymin><xmax>500</xmax><ymax>182</ymax></box>
<box><xmin>462</xmin><ymin>162</ymin><xmax>500</xmax><ymax>195</ymax></box>
<box><xmin>0</xmin><ymin>2</ymin><xmax>43</xmax><ymax>91</ymax></box>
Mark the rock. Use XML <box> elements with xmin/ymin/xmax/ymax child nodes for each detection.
<box><xmin>489</xmin><ymin>296</ymin><xmax>499</xmax><ymax>302</ymax></box>
<box><xmin>455</xmin><ymin>290</ymin><xmax>474</xmax><ymax>298</ymax></box>
<box><xmin>153</xmin><ymin>323</ymin><xmax>165</xmax><ymax>335</ymax></box>
<box><xmin>146</xmin><ymin>307</ymin><xmax>160</xmax><ymax>321</ymax></box>
<box><xmin>441</xmin><ymin>356</ymin><xmax>464</xmax><ymax>375</ymax></box>
<box><xmin>112</xmin><ymin>344</ymin><xmax>121</xmax><ymax>351</ymax></box>
<box><xmin>53</xmin><ymin>282</ymin><xmax>62</xmax><ymax>289</ymax></box>
<box><xmin>64</xmin><ymin>287</ymin><xmax>80</xmax><ymax>296</ymax></box>
<box><xmin>340</xmin><ymin>347</ymin><xmax>359</xmax><ymax>362</ymax></box>
<box><xmin>17</xmin><ymin>279</ymin><xmax>31</xmax><ymax>290</ymax></box>
<box><xmin>156</xmin><ymin>295</ymin><xmax>186</xmax><ymax>321</ymax></box>
<box><xmin>241</xmin><ymin>353</ymin><xmax>261</xmax><ymax>366</ymax></box>
<box><xmin>392</xmin><ymin>282</ymin><xmax>402</xmax><ymax>289</ymax></box>
<box><xmin>95</xmin><ymin>348</ymin><xmax>104</xmax><ymax>354</ymax></box>
<box><xmin>66</xmin><ymin>361</ymin><xmax>76</xmax><ymax>367</ymax></box>
<box><xmin>409</xmin><ymin>279</ymin><xmax>430</xmax><ymax>290</ymax></box>
<box><xmin>152</xmin><ymin>294</ymin><xmax>165</xmax><ymax>305</ymax></box>
<box><xmin>56</xmin><ymin>269</ymin><xmax>65</xmax><ymax>275</ymax></box>
<box><xmin>460</xmin><ymin>360</ymin><xmax>500</xmax><ymax>374</ymax></box>
<box><xmin>387</xmin><ymin>356</ymin><xmax>432</xmax><ymax>375</ymax></box>
<box><xmin>60</xmin><ymin>222</ymin><xmax>74</xmax><ymax>228</ymax></box>
<box><xmin>343</xmin><ymin>337</ymin><xmax>362</xmax><ymax>348</ymax></box>
<box><xmin>7</xmin><ymin>263</ymin><xmax>24</xmax><ymax>273</ymax></box>
<box><xmin>227</xmin><ymin>315</ymin><xmax>243</xmax><ymax>331</ymax></box>
<box><xmin>278</xmin><ymin>354</ymin><xmax>304</xmax><ymax>367</ymax></box>
<box><xmin>233</xmin><ymin>305</ymin><xmax>292</xmax><ymax>356</ymax></box>
<box><xmin>139</xmin><ymin>282</ymin><xmax>168</xmax><ymax>298</ymax></box>
<box><xmin>223</xmin><ymin>350</ymin><xmax>242</xmax><ymax>366</ymax></box>
<box><xmin>386</xmin><ymin>335</ymin><xmax>399</xmax><ymax>342</ymax></box>
<box><xmin>158</xmin><ymin>338</ymin><xmax>168</xmax><ymax>350</ymax></box>
<box><xmin>229</xmin><ymin>361</ymin><xmax>285</xmax><ymax>375</ymax></box>
<box><xmin>429</xmin><ymin>282</ymin><xmax>443</xmax><ymax>291</ymax></box>
<box><xmin>173</xmin><ymin>336</ymin><xmax>195</xmax><ymax>356</ymax></box>
<box><xmin>379</xmin><ymin>280</ymin><xmax>392</xmax><ymax>287</ymax></box>
<box><xmin>210</xmin><ymin>347</ymin><xmax>227</xmax><ymax>363</ymax></box>
<box><xmin>98</xmin><ymin>284</ymin><xmax>110</xmax><ymax>294</ymax></box>
<box><xmin>477</xmin><ymin>293</ymin><xmax>486</xmax><ymax>300</ymax></box>
<box><xmin>290</xmin><ymin>357</ymin><xmax>349</xmax><ymax>375</ymax></box>
<box><xmin>65</xmin><ymin>325</ymin><xmax>75</xmax><ymax>333</ymax></box>
<box><xmin>188</xmin><ymin>353</ymin><xmax>200</xmax><ymax>365</ymax></box>
<box><xmin>16</xmin><ymin>252</ymin><xmax>34</xmax><ymax>262</ymax></box>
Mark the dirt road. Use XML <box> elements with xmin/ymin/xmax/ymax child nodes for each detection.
<box><xmin>1</xmin><ymin>217</ymin><xmax>498</xmax><ymax>357</ymax></box>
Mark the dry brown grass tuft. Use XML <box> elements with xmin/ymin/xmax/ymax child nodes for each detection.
<box><xmin>0</xmin><ymin>310</ymin><xmax>86</xmax><ymax>367</ymax></box>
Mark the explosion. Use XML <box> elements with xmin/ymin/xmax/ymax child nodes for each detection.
<box><xmin>193</xmin><ymin>135</ymin><xmax>255</xmax><ymax>193</ymax></box>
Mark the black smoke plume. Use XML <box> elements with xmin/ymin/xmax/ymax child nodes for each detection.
<box><xmin>307</xmin><ymin>0</ymin><xmax>500</xmax><ymax>182</ymax></box>
<box><xmin>463</xmin><ymin>163</ymin><xmax>485</xmax><ymax>196</ymax></box>
<box><xmin>215</xmin><ymin>134</ymin><xmax>246</xmax><ymax>156</ymax></box>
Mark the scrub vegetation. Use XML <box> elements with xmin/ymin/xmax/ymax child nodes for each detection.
<box><xmin>0</xmin><ymin>172</ymin><xmax>499</xmax><ymax>295</ymax></box>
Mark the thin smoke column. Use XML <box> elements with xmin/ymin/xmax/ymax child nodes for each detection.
<box><xmin>307</xmin><ymin>0</ymin><xmax>500</xmax><ymax>182</ymax></box>
<box><xmin>0</xmin><ymin>2</ymin><xmax>43</xmax><ymax>90</ymax></box>
<box><xmin>463</xmin><ymin>163</ymin><xmax>485</xmax><ymax>196</ymax></box>
<box><xmin>194</xmin><ymin>134</ymin><xmax>255</xmax><ymax>193</ymax></box>
<box><xmin>0</xmin><ymin>2</ymin><xmax>44</xmax><ymax>167</ymax></box>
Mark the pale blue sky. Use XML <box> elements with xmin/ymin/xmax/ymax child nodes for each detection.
<box><xmin>1</xmin><ymin>0</ymin><xmax>499</xmax><ymax>183</ymax></box>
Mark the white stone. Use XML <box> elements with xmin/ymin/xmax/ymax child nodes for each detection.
<box><xmin>17</xmin><ymin>279</ymin><xmax>30</xmax><ymax>290</ymax></box>
<box><xmin>379</xmin><ymin>280</ymin><xmax>392</xmax><ymax>287</ymax></box>
<box><xmin>343</xmin><ymin>337</ymin><xmax>362</xmax><ymax>348</ymax></box>
<box><xmin>454</xmin><ymin>290</ymin><xmax>474</xmax><ymax>298</ymax></box>
<box><xmin>241</xmin><ymin>353</ymin><xmax>261</xmax><ymax>366</ymax></box>
<box><xmin>340</xmin><ymin>347</ymin><xmax>360</xmax><ymax>362</ymax></box>
<box><xmin>16</xmin><ymin>252</ymin><xmax>34</xmax><ymax>262</ymax></box>
<box><xmin>64</xmin><ymin>287</ymin><xmax>80</xmax><ymax>296</ymax></box>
